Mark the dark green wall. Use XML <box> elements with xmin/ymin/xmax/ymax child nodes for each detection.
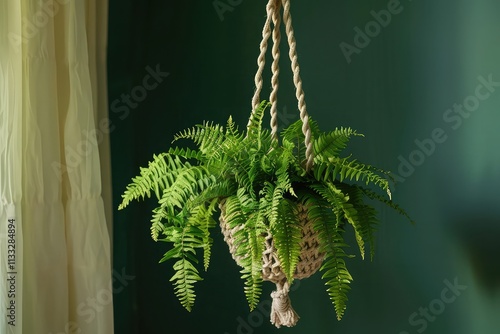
<box><xmin>108</xmin><ymin>1</ymin><xmax>500</xmax><ymax>333</ymax></box>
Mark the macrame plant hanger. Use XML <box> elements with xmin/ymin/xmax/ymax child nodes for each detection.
<box><xmin>250</xmin><ymin>0</ymin><xmax>313</xmax><ymax>172</ymax></box>
<box><xmin>220</xmin><ymin>0</ymin><xmax>324</xmax><ymax>328</ymax></box>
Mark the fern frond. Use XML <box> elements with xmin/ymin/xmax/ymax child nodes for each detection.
<box><xmin>150</xmin><ymin>207</ymin><xmax>167</xmax><ymax>241</ymax></box>
<box><xmin>320</xmin><ymin>241</ymin><xmax>353</xmax><ymax>321</ymax></box>
<box><xmin>338</xmin><ymin>184</ymin><xmax>379</xmax><ymax>260</ymax></box>
<box><xmin>314</xmin><ymin>156</ymin><xmax>390</xmax><ymax>195</ymax></box>
<box><xmin>187</xmin><ymin>199</ymin><xmax>218</xmax><ymax>271</ymax></box>
<box><xmin>357</xmin><ymin>186</ymin><xmax>415</xmax><ymax>224</ymax></box>
<box><xmin>168</xmin><ymin>146</ymin><xmax>205</xmax><ymax>161</ymax></box>
<box><xmin>304</xmin><ymin>195</ymin><xmax>353</xmax><ymax>321</ymax></box>
<box><xmin>223</xmin><ymin>189</ymin><xmax>257</xmax><ymax>228</ymax></box>
<box><xmin>354</xmin><ymin>204</ymin><xmax>378</xmax><ymax>261</ymax></box>
<box><xmin>246</xmin><ymin>130</ymin><xmax>274</xmax><ymax>189</ymax></box>
<box><xmin>225</xmin><ymin>116</ymin><xmax>245</xmax><ymax>141</ymax></box>
<box><xmin>170</xmin><ymin>258</ymin><xmax>202</xmax><ymax>312</ymax></box>
<box><xmin>309</xmin><ymin>183</ymin><xmax>366</xmax><ymax>259</ymax></box>
<box><xmin>119</xmin><ymin>153</ymin><xmax>171</xmax><ymax>209</ymax></box>
<box><xmin>313</xmin><ymin>127</ymin><xmax>363</xmax><ymax>160</ymax></box>
<box><xmin>281</xmin><ymin>117</ymin><xmax>321</xmax><ymax>143</ymax></box>
<box><xmin>232</xmin><ymin>151</ymin><xmax>259</xmax><ymax>200</ymax></box>
<box><xmin>157</xmin><ymin>162</ymin><xmax>215</xmax><ymax>217</ymax></box>
<box><xmin>223</xmin><ymin>191</ymin><xmax>266</xmax><ymax>309</ymax></box>
<box><xmin>241</xmin><ymin>268</ymin><xmax>263</xmax><ymax>311</ymax></box>
<box><xmin>173</xmin><ymin>121</ymin><xmax>226</xmax><ymax>156</ymax></box>
<box><xmin>246</xmin><ymin>101</ymin><xmax>270</xmax><ymax>146</ymax></box>
<box><xmin>277</xmin><ymin>139</ymin><xmax>297</xmax><ymax>197</ymax></box>
<box><xmin>235</xmin><ymin>213</ymin><xmax>266</xmax><ymax>310</ymax></box>
<box><xmin>281</xmin><ymin>118</ymin><xmax>321</xmax><ymax>164</ymax></box>
<box><xmin>187</xmin><ymin>180</ymin><xmax>234</xmax><ymax>210</ymax></box>
<box><xmin>269</xmin><ymin>198</ymin><xmax>302</xmax><ymax>282</ymax></box>
<box><xmin>159</xmin><ymin>223</ymin><xmax>205</xmax><ymax>312</ymax></box>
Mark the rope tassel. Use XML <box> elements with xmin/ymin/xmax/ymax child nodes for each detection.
<box><xmin>270</xmin><ymin>280</ymin><xmax>299</xmax><ymax>328</ymax></box>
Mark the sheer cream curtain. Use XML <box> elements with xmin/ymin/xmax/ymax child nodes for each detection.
<box><xmin>0</xmin><ymin>1</ymin><xmax>113</xmax><ymax>333</ymax></box>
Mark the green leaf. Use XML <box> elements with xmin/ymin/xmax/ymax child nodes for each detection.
<box><xmin>269</xmin><ymin>199</ymin><xmax>302</xmax><ymax>282</ymax></box>
<box><xmin>305</xmin><ymin>195</ymin><xmax>353</xmax><ymax>321</ymax></box>
<box><xmin>246</xmin><ymin>101</ymin><xmax>270</xmax><ymax>147</ymax></box>
<box><xmin>170</xmin><ymin>258</ymin><xmax>203</xmax><ymax>312</ymax></box>
<box><xmin>314</xmin><ymin>156</ymin><xmax>391</xmax><ymax>195</ymax></box>
<box><xmin>159</xmin><ymin>245</ymin><xmax>181</xmax><ymax>263</ymax></box>
<box><xmin>119</xmin><ymin>153</ymin><xmax>170</xmax><ymax>209</ymax></box>
<box><xmin>309</xmin><ymin>183</ymin><xmax>365</xmax><ymax>259</ymax></box>
<box><xmin>313</xmin><ymin>127</ymin><xmax>362</xmax><ymax>160</ymax></box>
<box><xmin>223</xmin><ymin>192</ymin><xmax>266</xmax><ymax>309</ymax></box>
<box><xmin>357</xmin><ymin>186</ymin><xmax>415</xmax><ymax>224</ymax></box>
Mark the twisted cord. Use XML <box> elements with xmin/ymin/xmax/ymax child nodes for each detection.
<box><xmin>270</xmin><ymin>279</ymin><xmax>299</xmax><ymax>327</ymax></box>
<box><xmin>249</xmin><ymin>0</ymin><xmax>276</xmax><ymax>129</ymax></box>
<box><xmin>282</xmin><ymin>0</ymin><xmax>313</xmax><ymax>170</ymax></box>
<box><xmin>269</xmin><ymin>0</ymin><xmax>281</xmax><ymax>140</ymax></box>
<box><xmin>249</xmin><ymin>0</ymin><xmax>313</xmax><ymax>170</ymax></box>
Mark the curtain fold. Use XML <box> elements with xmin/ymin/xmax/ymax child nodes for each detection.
<box><xmin>1</xmin><ymin>2</ymin><xmax>24</xmax><ymax>333</ymax></box>
<box><xmin>0</xmin><ymin>1</ymin><xmax>113</xmax><ymax>333</ymax></box>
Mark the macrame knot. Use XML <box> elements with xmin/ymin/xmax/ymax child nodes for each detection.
<box><xmin>270</xmin><ymin>280</ymin><xmax>299</xmax><ymax>328</ymax></box>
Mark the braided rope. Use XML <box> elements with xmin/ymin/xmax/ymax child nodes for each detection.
<box><xmin>249</xmin><ymin>0</ymin><xmax>313</xmax><ymax>169</ymax></box>
<box><xmin>269</xmin><ymin>0</ymin><xmax>281</xmax><ymax>140</ymax></box>
<box><xmin>281</xmin><ymin>0</ymin><xmax>313</xmax><ymax>171</ymax></box>
<box><xmin>270</xmin><ymin>280</ymin><xmax>299</xmax><ymax>328</ymax></box>
<box><xmin>249</xmin><ymin>0</ymin><xmax>275</xmax><ymax>128</ymax></box>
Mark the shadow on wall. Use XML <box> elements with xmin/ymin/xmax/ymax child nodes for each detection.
<box><xmin>453</xmin><ymin>214</ymin><xmax>500</xmax><ymax>294</ymax></box>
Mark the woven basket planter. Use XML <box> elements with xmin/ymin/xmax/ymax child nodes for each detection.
<box><xmin>219</xmin><ymin>200</ymin><xmax>324</xmax><ymax>327</ymax></box>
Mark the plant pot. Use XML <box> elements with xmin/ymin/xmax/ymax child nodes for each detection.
<box><xmin>219</xmin><ymin>199</ymin><xmax>324</xmax><ymax>327</ymax></box>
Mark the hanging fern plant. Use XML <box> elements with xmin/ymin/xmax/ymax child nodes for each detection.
<box><xmin>119</xmin><ymin>0</ymin><xmax>413</xmax><ymax>328</ymax></box>
<box><xmin>118</xmin><ymin>101</ymin><xmax>413</xmax><ymax>325</ymax></box>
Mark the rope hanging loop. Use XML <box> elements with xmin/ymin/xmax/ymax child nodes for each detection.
<box><xmin>249</xmin><ymin>0</ymin><xmax>314</xmax><ymax>171</ymax></box>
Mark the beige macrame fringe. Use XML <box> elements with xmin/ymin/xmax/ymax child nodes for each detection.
<box><xmin>270</xmin><ymin>280</ymin><xmax>298</xmax><ymax>328</ymax></box>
